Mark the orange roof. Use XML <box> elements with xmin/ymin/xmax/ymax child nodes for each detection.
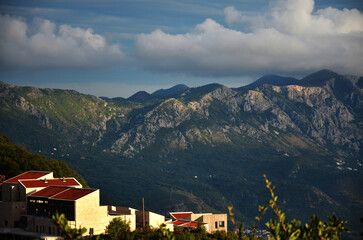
<box><xmin>5</xmin><ymin>171</ymin><xmax>51</xmax><ymax>183</ymax></box>
<box><xmin>50</xmin><ymin>188</ymin><xmax>96</xmax><ymax>201</ymax></box>
<box><xmin>19</xmin><ymin>178</ymin><xmax>81</xmax><ymax>188</ymax></box>
<box><xmin>170</xmin><ymin>212</ymin><xmax>193</xmax><ymax>220</ymax></box>
<box><xmin>29</xmin><ymin>186</ymin><xmax>70</xmax><ymax>197</ymax></box>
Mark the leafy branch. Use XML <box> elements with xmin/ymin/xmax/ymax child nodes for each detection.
<box><xmin>52</xmin><ymin>211</ymin><xmax>87</xmax><ymax>240</ymax></box>
<box><xmin>228</xmin><ymin>175</ymin><xmax>349</xmax><ymax>240</ymax></box>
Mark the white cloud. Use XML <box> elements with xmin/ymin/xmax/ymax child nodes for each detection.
<box><xmin>224</xmin><ymin>6</ymin><xmax>245</xmax><ymax>26</ymax></box>
<box><xmin>135</xmin><ymin>0</ymin><xmax>363</xmax><ymax>76</ymax></box>
<box><xmin>0</xmin><ymin>15</ymin><xmax>123</xmax><ymax>71</ymax></box>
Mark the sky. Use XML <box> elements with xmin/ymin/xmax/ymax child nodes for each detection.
<box><xmin>0</xmin><ymin>0</ymin><xmax>362</xmax><ymax>98</ymax></box>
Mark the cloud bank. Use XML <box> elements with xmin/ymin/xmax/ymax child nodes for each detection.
<box><xmin>135</xmin><ymin>0</ymin><xmax>363</xmax><ymax>76</ymax></box>
<box><xmin>0</xmin><ymin>15</ymin><xmax>123</xmax><ymax>71</ymax></box>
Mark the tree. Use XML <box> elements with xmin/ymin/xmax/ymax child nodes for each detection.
<box><xmin>105</xmin><ymin>217</ymin><xmax>132</xmax><ymax>240</ymax></box>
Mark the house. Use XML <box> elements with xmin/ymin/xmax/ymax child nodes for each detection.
<box><xmin>0</xmin><ymin>171</ymin><xmax>81</xmax><ymax>228</ymax></box>
<box><xmin>167</xmin><ymin>211</ymin><xmax>227</xmax><ymax>233</ymax></box>
<box><xmin>0</xmin><ymin>171</ymin><xmax>136</xmax><ymax>239</ymax></box>
<box><xmin>0</xmin><ymin>171</ymin><xmax>228</xmax><ymax>239</ymax></box>
<box><xmin>25</xmin><ymin>185</ymin><xmax>136</xmax><ymax>236</ymax></box>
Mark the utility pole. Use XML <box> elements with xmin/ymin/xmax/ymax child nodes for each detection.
<box><xmin>142</xmin><ymin>197</ymin><xmax>145</xmax><ymax>229</ymax></box>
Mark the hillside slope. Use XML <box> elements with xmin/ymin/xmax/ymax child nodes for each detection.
<box><xmin>0</xmin><ymin>135</ymin><xmax>88</xmax><ymax>187</ymax></box>
<box><xmin>0</xmin><ymin>70</ymin><xmax>362</xmax><ymax>234</ymax></box>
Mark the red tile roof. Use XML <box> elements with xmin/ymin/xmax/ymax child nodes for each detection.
<box><xmin>172</xmin><ymin>220</ymin><xmax>188</xmax><ymax>225</ymax></box>
<box><xmin>29</xmin><ymin>186</ymin><xmax>70</xmax><ymax>197</ymax></box>
<box><xmin>19</xmin><ymin>178</ymin><xmax>81</xmax><ymax>188</ymax></box>
<box><xmin>179</xmin><ymin>222</ymin><xmax>200</xmax><ymax>228</ymax></box>
<box><xmin>170</xmin><ymin>212</ymin><xmax>193</xmax><ymax>220</ymax></box>
<box><xmin>29</xmin><ymin>186</ymin><xmax>96</xmax><ymax>201</ymax></box>
<box><xmin>5</xmin><ymin>171</ymin><xmax>51</xmax><ymax>183</ymax></box>
<box><xmin>50</xmin><ymin>188</ymin><xmax>96</xmax><ymax>201</ymax></box>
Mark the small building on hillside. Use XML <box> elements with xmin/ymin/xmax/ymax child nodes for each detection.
<box><xmin>167</xmin><ymin>211</ymin><xmax>227</xmax><ymax>233</ymax></box>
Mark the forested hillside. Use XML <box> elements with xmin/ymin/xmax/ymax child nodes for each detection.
<box><xmin>0</xmin><ymin>135</ymin><xmax>88</xmax><ymax>187</ymax></box>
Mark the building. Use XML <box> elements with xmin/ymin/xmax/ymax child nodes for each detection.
<box><xmin>25</xmin><ymin>185</ymin><xmax>136</xmax><ymax>236</ymax></box>
<box><xmin>167</xmin><ymin>211</ymin><xmax>227</xmax><ymax>233</ymax></box>
<box><xmin>0</xmin><ymin>171</ymin><xmax>136</xmax><ymax>239</ymax></box>
<box><xmin>0</xmin><ymin>171</ymin><xmax>228</xmax><ymax>238</ymax></box>
<box><xmin>136</xmin><ymin>210</ymin><xmax>172</xmax><ymax>231</ymax></box>
<box><xmin>0</xmin><ymin>171</ymin><xmax>81</xmax><ymax>228</ymax></box>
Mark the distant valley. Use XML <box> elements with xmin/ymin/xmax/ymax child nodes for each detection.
<box><xmin>0</xmin><ymin>69</ymin><xmax>362</xmax><ymax>235</ymax></box>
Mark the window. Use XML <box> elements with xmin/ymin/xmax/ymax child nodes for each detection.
<box><xmin>219</xmin><ymin>221</ymin><xmax>225</xmax><ymax>227</ymax></box>
<box><xmin>89</xmin><ymin>228</ymin><xmax>94</xmax><ymax>235</ymax></box>
<box><xmin>215</xmin><ymin>221</ymin><xmax>218</xmax><ymax>228</ymax></box>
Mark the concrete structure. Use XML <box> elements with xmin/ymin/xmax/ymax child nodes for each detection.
<box><xmin>0</xmin><ymin>171</ymin><xmax>80</xmax><ymax>228</ymax></box>
<box><xmin>26</xmin><ymin>185</ymin><xmax>136</xmax><ymax>235</ymax></box>
<box><xmin>0</xmin><ymin>171</ymin><xmax>136</xmax><ymax>239</ymax></box>
<box><xmin>167</xmin><ymin>211</ymin><xmax>227</xmax><ymax>233</ymax></box>
<box><xmin>0</xmin><ymin>171</ymin><xmax>228</xmax><ymax>239</ymax></box>
<box><xmin>135</xmin><ymin>210</ymin><xmax>172</xmax><ymax>231</ymax></box>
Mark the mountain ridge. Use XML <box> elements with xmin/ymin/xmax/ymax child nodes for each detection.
<box><xmin>234</xmin><ymin>74</ymin><xmax>299</xmax><ymax>91</ymax></box>
<box><xmin>152</xmin><ymin>84</ymin><xmax>190</xmax><ymax>98</ymax></box>
<box><xmin>0</xmin><ymin>70</ymin><xmax>362</xmax><ymax>235</ymax></box>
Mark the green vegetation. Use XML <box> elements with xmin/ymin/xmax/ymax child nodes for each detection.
<box><xmin>228</xmin><ymin>175</ymin><xmax>348</xmax><ymax>240</ymax></box>
<box><xmin>89</xmin><ymin>176</ymin><xmax>348</xmax><ymax>240</ymax></box>
<box><xmin>1</xmin><ymin>74</ymin><xmax>362</xmax><ymax>238</ymax></box>
<box><xmin>0</xmin><ymin>135</ymin><xmax>88</xmax><ymax>187</ymax></box>
<box><xmin>52</xmin><ymin>211</ymin><xmax>87</xmax><ymax>240</ymax></box>
<box><xmin>105</xmin><ymin>217</ymin><xmax>132</xmax><ymax>240</ymax></box>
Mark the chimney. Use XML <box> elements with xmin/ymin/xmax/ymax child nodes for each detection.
<box><xmin>62</xmin><ymin>177</ymin><xmax>66</xmax><ymax>182</ymax></box>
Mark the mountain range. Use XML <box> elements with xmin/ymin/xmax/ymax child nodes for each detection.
<box><xmin>0</xmin><ymin>70</ymin><xmax>362</xmax><ymax>237</ymax></box>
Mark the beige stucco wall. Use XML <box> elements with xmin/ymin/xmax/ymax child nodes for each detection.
<box><xmin>42</xmin><ymin>173</ymin><xmax>54</xmax><ymax>180</ymax></box>
<box><xmin>196</xmin><ymin>214</ymin><xmax>227</xmax><ymax>233</ymax></box>
<box><xmin>74</xmin><ymin>190</ymin><xmax>136</xmax><ymax>235</ymax></box>
<box><xmin>148</xmin><ymin>211</ymin><xmax>166</xmax><ymax>229</ymax></box>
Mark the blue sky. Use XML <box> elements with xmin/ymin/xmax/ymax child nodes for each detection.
<box><xmin>0</xmin><ymin>0</ymin><xmax>362</xmax><ymax>98</ymax></box>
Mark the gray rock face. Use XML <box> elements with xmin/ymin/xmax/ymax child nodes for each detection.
<box><xmin>0</xmin><ymin>72</ymin><xmax>362</xmax><ymax>160</ymax></box>
<box><xmin>1</xmin><ymin>73</ymin><xmax>363</xmax><ymax>235</ymax></box>
<box><xmin>107</xmin><ymin>75</ymin><xmax>362</xmax><ymax>159</ymax></box>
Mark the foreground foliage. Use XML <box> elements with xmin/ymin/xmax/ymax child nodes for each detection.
<box><xmin>94</xmin><ymin>176</ymin><xmax>349</xmax><ymax>240</ymax></box>
<box><xmin>52</xmin><ymin>211</ymin><xmax>87</xmax><ymax>240</ymax></box>
<box><xmin>228</xmin><ymin>175</ymin><xmax>349</xmax><ymax>240</ymax></box>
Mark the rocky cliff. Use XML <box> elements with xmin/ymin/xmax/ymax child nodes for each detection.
<box><xmin>0</xmin><ymin>70</ymin><xmax>362</xmax><ymax>234</ymax></box>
